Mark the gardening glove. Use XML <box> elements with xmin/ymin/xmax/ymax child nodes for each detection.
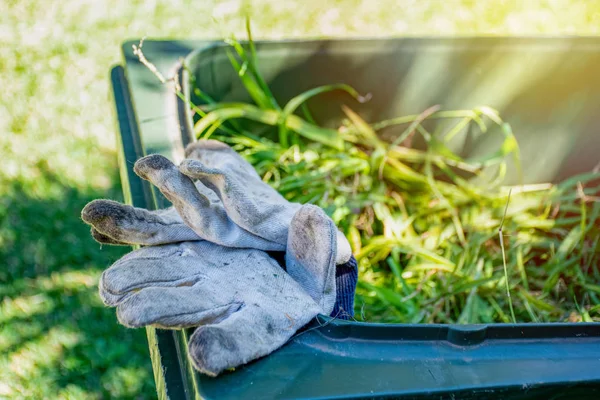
<box><xmin>82</xmin><ymin>140</ymin><xmax>357</xmax><ymax>318</ymax></box>
<box><xmin>99</xmin><ymin>204</ymin><xmax>337</xmax><ymax>376</ymax></box>
<box><xmin>81</xmin><ymin>140</ymin><xmax>352</xmax><ymax>265</ymax></box>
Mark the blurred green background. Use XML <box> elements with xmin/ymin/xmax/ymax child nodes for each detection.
<box><xmin>2</xmin><ymin>1</ymin><xmax>600</xmax><ymax>398</ymax></box>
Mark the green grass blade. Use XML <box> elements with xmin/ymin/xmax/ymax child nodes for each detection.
<box><xmin>388</xmin><ymin>105</ymin><xmax>441</xmax><ymax>149</ymax></box>
<box><xmin>194</xmin><ymin>105</ymin><xmax>278</xmax><ymax>138</ymax></box>
<box><xmin>499</xmin><ymin>188</ymin><xmax>517</xmax><ymax>323</ymax></box>
<box><xmin>225</xmin><ymin>49</ymin><xmax>273</xmax><ymax>109</ymax></box>
<box><xmin>372</xmin><ymin>109</ymin><xmax>485</xmax><ymax>131</ymax></box>
<box><xmin>358</xmin><ymin>281</ymin><xmax>411</xmax><ymax>313</ymax></box>
<box><xmin>279</xmin><ymin>84</ymin><xmax>366</xmax><ymax>148</ymax></box>
<box><xmin>244</xmin><ymin>17</ymin><xmax>280</xmax><ymax>110</ymax></box>
<box><xmin>284</xmin><ymin>114</ymin><xmax>344</xmax><ymax>150</ymax></box>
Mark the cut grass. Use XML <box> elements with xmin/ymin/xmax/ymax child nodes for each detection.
<box><xmin>184</xmin><ymin>20</ymin><xmax>600</xmax><ymax>324</ymax></box>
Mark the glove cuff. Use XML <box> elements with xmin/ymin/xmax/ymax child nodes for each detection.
<box><xmin>331</xmin><ymin>255</ymin><xmax>358</xmax><ymax>320</ymax></box>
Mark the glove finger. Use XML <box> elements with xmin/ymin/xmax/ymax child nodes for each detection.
<box><xmin>90</xmin><ymin>227</ymin><xmax>122</xmax><ymax>245</ymax></box>
<box><xmin>184</xmin><ymin>140</ymin><xmax>261</xmax><ymax>180</ymax></box>
<box><xmin>98</xmin><ymin>273</ymin><xmax>132</xmax><ymax>306</ymax></box>
<box><xmin>187</xmin><ymin>304</ymin><xmax>316</xmax><ymax>377</ymax></box>
<box><xmin>99</xmin><ymin>241</ymin><xmax>266</xmax><ymax>306</ymax></box>
<box><xmin>134</xmin><ymin>154</ymin><xmax>282</xmax><ymax>250</ymax></box>
<box><xmin>121</xmin><ymin>241</ymin><xmax>195</xmax><ymax>260</ymax></box>
<box><xmin>183</xmin><ymin>142</ymin><xmax>352</xmax><ymax>264</ymax></box>
<box><xmin>179</xmin><ymin>159</ymin><xmax>297</xmax><ymax>245</ymax></box>
<box><xmin>82</xmin><ymin>199</ymin><xmax>199</xmax><ymax>246</ymax></box>
<box><xmin>98</xmin><ymin>242</ymin><xmax>202</xmax><ymax>306</ymax></box>
<box><xmin>100</xmin><ymin>256</ymin><xmax>207</xmax><ymax>299</ymax></box>
<box><xmin>116</xmin><ymin>285</ymin><xmax>241</xmax><ymax>329</ymax></box>
<box><xmin>335</xmin><ymin>230</ymin><xmax>352</xmax><ymax>265</ymax></box>
<box><xmin>285</xmin><ymin>205</ymin><xmax>337</xmax><ymax>314</ymax></box>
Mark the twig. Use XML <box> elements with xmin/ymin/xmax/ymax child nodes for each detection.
<box><xmin>132</xmin><ymin>38</ymin><xmax>181</xmax><ymax>92</ymax></box>
<box><xmin>132</xmin><ymin>38</ymin><xmax>211</xmax><ymax>123</ymax></box>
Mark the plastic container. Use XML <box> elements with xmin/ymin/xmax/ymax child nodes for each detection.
<box><xmin>110</xmin><ymin>37</ymin><xmax>600</xmax><ymax>399</ymax></box>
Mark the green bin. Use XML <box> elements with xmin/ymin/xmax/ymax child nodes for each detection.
<box><xmin>110</xmin><ymin>37</ymin><xmax>600</xmax><ymax>399</ymax></box>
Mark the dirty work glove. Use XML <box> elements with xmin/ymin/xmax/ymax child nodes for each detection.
<box><xmin>100</xmin><ymin>205</ymin><xmax>336</xmax><ymax>376</ymax></box>
<box><xmin>82</xmin><ymin>140</ymin><xmax>357</xmax><ymax>318</ymax></box>
<box><xmin>82</xmin><ymin>140</ymin><xmax>352</xmax><ymax>265</ymax></box>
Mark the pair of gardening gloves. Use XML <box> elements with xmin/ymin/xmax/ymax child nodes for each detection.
<box><xmin>81</xmin><ymin>140</ymin><xmax>358</xmax><ymax>376</ymax></box>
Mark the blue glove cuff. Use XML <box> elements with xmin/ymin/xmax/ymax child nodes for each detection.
<box><xmin>332</xmin><ymin>255</ymin><xmax>358</xmax><ymax>320</ymax></box>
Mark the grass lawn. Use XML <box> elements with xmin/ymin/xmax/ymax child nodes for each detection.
<box><xmin>2</xmin><ymin>1</ymin><xmax>600</xmax><ymax>398</ymax></box>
